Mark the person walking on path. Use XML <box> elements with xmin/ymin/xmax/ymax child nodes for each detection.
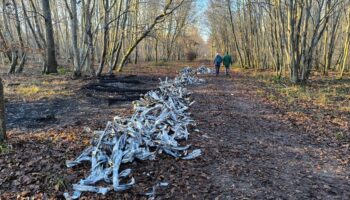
<box><xmin>223</xmin><ymin>52</ymin><xmax>233</xmax><ymax>76</ymax></box>
<box><xmin>213</xmin><ymin>53</ymin><xmax>223</xmax><ymax>76</ymax></box>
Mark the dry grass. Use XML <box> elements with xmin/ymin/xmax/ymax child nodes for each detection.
<box><xmin>252</xmin><ymin>70</ymin><xmax>350</xmax><ymax>112</ymax></box>
<box><xmin>15</xmin><ymin>84</ymin><xmax>71</xmax><ymax>99</ymax></box>
<box><xmin>17</xmin><ymin>85</ymin><xmax>41</xmax><ymax>96</ymax></box>
<box><xmin>2</xmin><ymin>73</ymin><xmax>74</xmax><ymax>102</ymax></box>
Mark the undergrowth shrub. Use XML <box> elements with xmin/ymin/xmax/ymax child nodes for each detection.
<box><xmin>186</xmin><ymin>51</ymin><xmax>197</xmax><ymax>61</ymax></box>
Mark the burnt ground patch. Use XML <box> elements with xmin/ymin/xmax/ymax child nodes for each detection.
<box><xmin>80</xmin><ymin>74</ymin><xmax>159</xmax><ymax>106</ymax></box>
<box><xmin>5</xmin><ymin>74</ymin><xmax>162</xmax><ymax>131</ymax></box>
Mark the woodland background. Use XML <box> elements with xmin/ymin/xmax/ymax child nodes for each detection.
<box><xmin>0</xmin><ymin>0</ymin><xmax>349</xmax><ymax>198</ymax></box>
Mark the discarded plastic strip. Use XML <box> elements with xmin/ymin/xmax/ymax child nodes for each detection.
<box><xmin>64</xmin><ymin>66</ymin><xmax>212</xmax><ymax>199</ymax></box>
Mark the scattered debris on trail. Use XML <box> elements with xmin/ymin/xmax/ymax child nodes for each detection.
<box><xmin>196</xmin><ymin>66</ymin><xmax>214</xmax><ymax>75</ymax></box>
<box><xmin>64</xmin><ymin>67</ymin><xmax>211</xmax><ymax>199</ymax></box>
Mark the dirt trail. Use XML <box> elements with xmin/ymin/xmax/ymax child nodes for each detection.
<box><xmin>1</xmin><ymin>66</ymin><xmax>349</xmax><ymax>199</ymax></box>
<box><xmin>183</xmin><ymin>73</ymin><xmax>350</xmax><ymax>199</ymax></box>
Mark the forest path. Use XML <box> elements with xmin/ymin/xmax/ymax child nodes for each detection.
<box><xmin>1</xmin><ymin>65</ymin><xmax>349</xmax><ymax>199</ymax></box>
<box><xmin>185</xmin><ymin>71</ymin><xmax>350</xmax><ymax>199</ymax></box>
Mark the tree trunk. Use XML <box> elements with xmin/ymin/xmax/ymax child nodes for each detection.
<box><xmin>83</xmin><ymin>0</ymin><xmax>95</xmax><ymax>76</ymax></box>
<box><xmin>15</xmin><ymin>54</ymin><xmax>26</xmax><ymax>73</ymax></box>
<box><xmin>30</xmin><ymin>0</ymin><xmax>46</xmax><ymax>47</ymax></box>
<box><xmin>322</xmin><ymin>2</ymin><xmax>330</xmax><ymax>75</ymax></box>
<box><xmin>325</xmin><ymin>11</ymin><xmax>341</xmax><ymax>74</ymax></box>
<box><xmin>96</xmin><ymin>0</ymin><xmax>110</xmax><ymax>77</ymax></box>
<box><xmin>8</xmin><ymin>51</ymin><xmax>18</xmax><ymax>74</ymax></box>
<box><xmin>110</xmin><ymin>0</ymin><xmax>127</xmax><ymax>73</ymax></box>
<box><xmin>0</xmin><ymin>78</ymin><xmax>6</xmax><ymax>143</ymax></box>
<box><xmin>69</xmin><ymin>0</ymin><xmax>81</xmax><ymax>77</ymax></box>
<box><xmin>41</xmin><ymin>0</ymin><xmax>58</xmax><ymax>74</ymax></box>
<box><xmin>340</xmin><ymin>7</ymin><xmax>350</xmax><ymax>78</ymax></box>
<box><xmin>21</xmin><ymin>0</ymin><xmax>42</xmax><ymax>49</ymax></box>
<box><xmin>12</xmin><ymin>0</ymin><xmax>26</xmax><ymax>74</ymax></box>
<box><xmin>155</xmin><ymin>38</ymin><xmax>158</xmax><ymax>63</ymax></box>
<box><xmin>134</xmin><ymin>0</ymin><xmax>139</xmax><ymax>64</ymax></box>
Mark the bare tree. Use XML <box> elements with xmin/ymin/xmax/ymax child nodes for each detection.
<box><xmin>41</xmin><ymin>0</ymin><xmax>58</xmax><ymax>74</ymax></box>
<box><xmin>117</xmin><ymin>0</ymin><xmax>186</xmax><ymax>72</ymax></box>
<box><xmin>64</xmin><ymin>0</ymin><xmax>81</xmax><ymax>77</ymax></box>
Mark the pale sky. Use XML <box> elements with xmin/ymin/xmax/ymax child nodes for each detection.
<box><xmin>195</xmin><ymin>0</ymin><xmax>210</xmax><ymax>42</ymax></box>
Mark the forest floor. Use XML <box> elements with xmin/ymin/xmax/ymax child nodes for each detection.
<box><xmin>0</xmin><ymin>61</ymin><xmax>349</xmax><ymax>199</ymax></box>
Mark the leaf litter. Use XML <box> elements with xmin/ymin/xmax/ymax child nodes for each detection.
<box><xmin>2</xmin><ymin>63</ymin><xmax>348</xmax><ymax>199</ymax></box>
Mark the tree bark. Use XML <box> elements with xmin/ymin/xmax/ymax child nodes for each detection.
<box><xmin>227</xmin><ymin>0</ymin><xmax>244</xmax><ymax>67</ymax></box>
<box><xmin>83</xmin><ymin>0</ymin><xmax>96</xmax><ymax>76</ymax></box>
<box><xmin>0</xmin><ymin>78</ymin><xmax>6</xmax><ymax>143</ymax></box>
<box><xmin>340</xmin><ymin>6</ymin><xmax>350</xmax><ymax>77</ymax></box>
<box><xmin>96</xmin><ymin>0</ymin><xmax>110</xmax><ymax>77</ymax></box>
<box><xmin>67</xmin><ymin>0</ymin><xmax>81</xmax><ymax>77</ymax></box>
<box><xmin>41</xmin><ymin>0</ymin><xmax>58</xmax><ymax>74</ymax></box>
<box><xmin>12</xmin><ymin>0</ymin><xmax>26</xmax><ymax>73</ymax></box>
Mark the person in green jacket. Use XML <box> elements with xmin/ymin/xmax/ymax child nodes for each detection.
<box><xmin>223</xmin><ymin>52</ymin><xmax>233</xmax><ymax>76</ymax></box>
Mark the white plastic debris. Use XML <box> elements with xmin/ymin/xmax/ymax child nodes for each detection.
<box><xmin>64</xmin><ymin>66</ymin><xmax>212</xmax><ymax>199</ymax></box>
<box><xmin>145</xmin><ymin>181</ymin><xmax>169</xmax><ymax>200</ymax></box>
<box><xmin>196</xmin><ymin>65</ymin><xmax>213</xmax><ymax>74</ymax></box>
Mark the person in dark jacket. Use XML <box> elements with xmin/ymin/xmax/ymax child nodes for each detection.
<box><xmin>223</xmin><ymin>52</ymin><xmax>233</xmax><ymax>76</ymax></box>
<box><xmin>213</xmin><ymin>53</ymin><xmax>223</xmax><ymax>75</ymax></box>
